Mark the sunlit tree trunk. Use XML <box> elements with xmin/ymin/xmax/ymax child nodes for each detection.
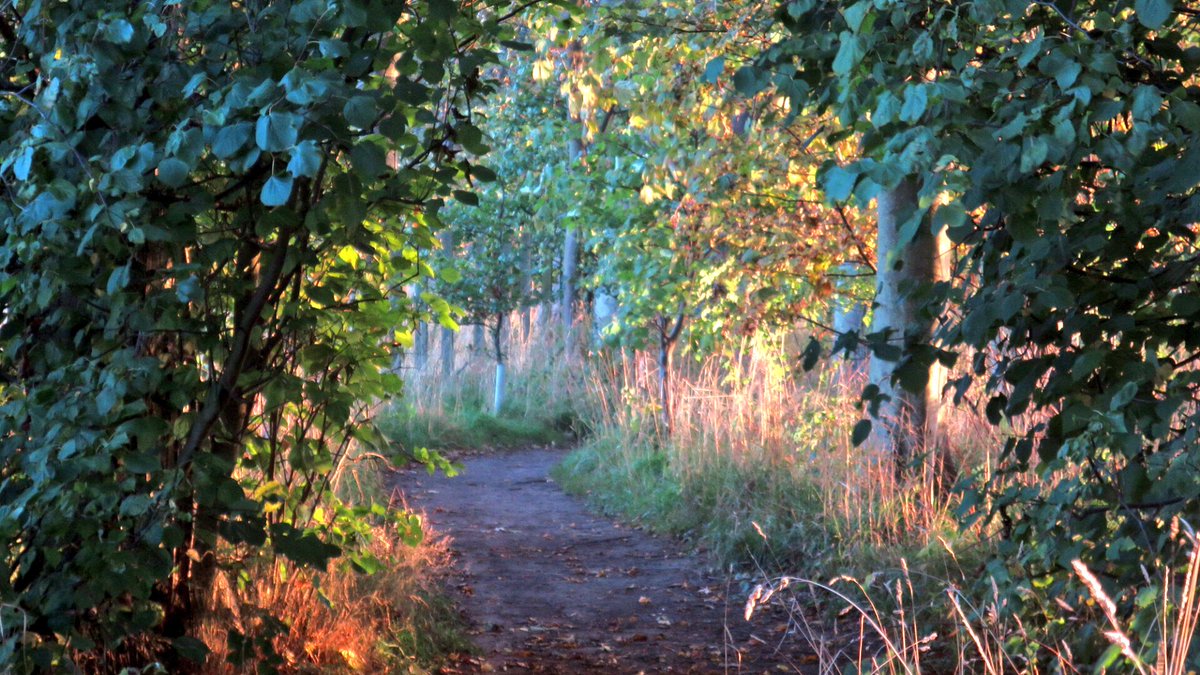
<box><xmin>868</xmin><ymin>178</ymin><xmax>948</xmax><ymax>477</ymax></box>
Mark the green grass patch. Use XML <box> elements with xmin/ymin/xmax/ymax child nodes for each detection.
<box><xmin>552</xmin><ymin>434</ymin><xmax>978</xmax><ymax>600</ymax></box>
<box><xmin>552</xmin><ymin>436</ymin><xmax>835</xmax><ymax>572</ymax></box>
<box><xmin>379</xmin><ymin>405</ymin><xmax>572</xmax><ymax>453</ymax></box>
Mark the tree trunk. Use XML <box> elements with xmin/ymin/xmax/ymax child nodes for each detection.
<box><xmin>472</xmin><ymin>323</ymin><xmax>485</xmax><ymax>357</ymax></box>
<box><xmin>868</xmin><ymin>178</ymin><xmax>946</xmax><ymax>476</ymax></box>
<box><xmin>593</xmin><ymin>287</ymin><xmax>618</xmax><ymax>345</ymax></box>
<box><xmin>657</xmin><ymin>313</ymin><xmax>685</xmax><ymax>438</ymax></box>
<box><xmin>412</xmin><ymin>283</ymin><xmax>428</xmax><ymax>371</ymax></box>
<box><xmin>440</xmin><ymin>326</ymin><xmax>455</xmax><ymax>379</ymax></box>
<box><xmin>492</xmin><ymin>314</ymin><xmax>506</xmax><ymax>416</ymax></box>
<box><xmin>520</xmin><ymin>229</ymin><xmax>533</xmax><ymax>342</ymax></box>
<box><xmin>832</xmin><ymin>262</ymin><xmax>868</xmax><ymax>381</ymax></box>
<box><xmin>559</xmin><ymin>138</ymin><xmax>581</xmax><ymax>339</ymax></box>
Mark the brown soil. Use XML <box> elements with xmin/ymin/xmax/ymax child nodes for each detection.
<box><xmin>391</xmin><ymin>447</ymin><xmax>818</xmax><ymax>674</ymax></box>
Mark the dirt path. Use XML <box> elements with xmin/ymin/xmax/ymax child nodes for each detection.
<box><xmin>391</xmin><ymin>447</ymin><xmax>815</xmax><ymax>674</ymax></box>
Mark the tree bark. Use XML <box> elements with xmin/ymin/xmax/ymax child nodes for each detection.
<box><xmin>492</xmin><ymin>313</ymin><xmax>506</xmax><ymax>416</ymax></box>
<box><xmin>593</xmin><ymin>287</ymin><xmax>618</xmax><ymax>345</ymax></box>
<box><xmin>412</xmin><ymin>283</ymin><xmax>428</xmax><ymax>372</ymax></box>
<box><xmin>440</xmin><ymin>326</ymin><xmax>455</xmax><ymax>379</ymax></box>
<box><xmin>559</xmin><ymin>136</ymin><xmax>584</xmax><ymax>340</ymax></box>
<box><xmin>832</xmin><ymin>262</ymin><xmax>868</xmax><ymax>381</ymax></box>
<box><xmin>472</xmin><ymin>323</ymin><xmax>485</xmax><ymax>357</ymax></box>
<box><xmin>657</xmin><ymin>313</ymin><xmax>685</xmax><ymax>438</ymax></box>
<box><xmin>868</xmin><ymin>178</ymin><xmax>947</xmax><ymax>476</ymax></box>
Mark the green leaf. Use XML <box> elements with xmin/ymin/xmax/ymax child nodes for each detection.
<box><xmin>1110</xmin><ymin>382</ymin><xmax>1138</xmax><ymax>411</ymax></box>
<box><xmin>106</xmin><ymin>19</ymin><xmax>134</xmax><ymax>44</ymax></box>
<box><xmin>13</xmin><ymin>145</ymin><xmax>32</xmax><ymax>180</ymax></box>
<box><xmin>872</xmin><ymin>92</ymin><xmax>900</xmax><ymax>127</ymax></box>
<box><xmin>255</xmin><ymin>112</ymin><xmax>300</xmax><ymax>152</ymax></box>
<box><xmin>843</xmin><ymin>2</ymin><xmax>870</xmax><ymax>32</ymax></box>
<box><xmin>1134</xmin><ymin>0</ymin><xmax>1173</xmax><ymax>28</ymax></box>
<box><xmin>343</xmin><ymin>96</ymin><xmax>378</xmax><ymax>129</ymax></box>
<box><xmin>97</xmin><ymin>387</ymin><xmax>118</xmax><ymax>416</ymax></box>
<box><xmin>350</xmin><ymin>142</ymin><xmax>389</xmax><ymax>178</ymax></box>
<box><xmin>270</xmin><ymin>523</ymin><xmax>341</xmax><ymax>568</ymax></box>
<box><xmin>213</xmin><ymin>123</ymin><xmax>252</xmax><ymax>159</ymax></box>
<box><xmin>106</xmin><ymin>265</ymin><xmax>130</xmax><ymax>295</ymax></box>
<box><xmin>260</xmin><ymin>175</ymin><xmax>294</xmax><ymax>207</ymax></box>
<box><xmin>899</xmin><ymin>85</ymin><xmax>928</xmax><ymax>123</ymax></box>
<box><xmin>704</xmin><ymin>56</ymin><xmax>726</xmax><ymax>84</ymax></box>
<box><xmin>851</xmin><ymin>419</ymin><xmax>872</xmax><ymax>447</ymax></box>
<box><xmin>831</xmin><ymin>33</ymin><xmax>862</xmax><ymax>76</ymax></box>
<box><xmin>732</xmin><ymin>66</ymin><xmax>764</xmax><ymax>97</ymax></box>
<box><xmin>288</xmin><ymin>140</ymin><xmax>322</xmax><ymax>177</ymax></box>
<box><xmin>427</xmin><ymin>0</ymin><xmax>457</xmax><ymax>20</ymax></box>
<box><xmin>822</xmin><ymin>165</ymin><xmax>858</xmax><ymax>202</ymax></box>
<box><xmin>119</xmin><ymin>494</ymin><xmax>152</xmax><ymax>517</ymax></box>
<box><xmin>156</xmin><ymin>157</ymin><xmax>190</xmax><ymax>188</ymax></box>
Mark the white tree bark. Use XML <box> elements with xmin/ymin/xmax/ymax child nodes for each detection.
<box><xmin>868</xmin><ymin>178</ymin><xmax>949</xmax><ymax>473</ymax></box>
<box><xmin>491</xmin><ymin>314</ymin><xmax>506</xmax><ymax>415</ymax></box>
<box><xmin>831</xmin><ymin>262</ymin><xmax>868</xmax><ymax>377</ymax></box>
<box><xmin>592</xmin><ymin>288</ymin><xmax>618</xmax><ymax>345</ymax></box>
<box><xmin>439</xmin><ymin>326</ymin><xmax>455</xmax><ymax>379</ymax></box>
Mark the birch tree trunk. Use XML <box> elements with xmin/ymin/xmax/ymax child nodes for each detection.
<box><xmin>440</xmin><ymin>326</ymin><xmax>455</xmax><ymax>379</ymax></box>
<box><xmin>868</xmin><ymin>178</ymin><xmax>947</xmax><ymax>476</ymax></box>
<box><xmin>593</xmin><ymin>288</ymin><xmax>618</xmax><ymax>345</ymax></box>
<box><xmin>492</xmin><ymin>314</ymin><xmax>506</xmax><ymax>416</ymax></box>
<box><xmin>831</xmin><ymin>262</ymin><xmax>868</xmax><ymax>380</ymax></box>
<box><xmin>559</xmin><ymin>136</ymin><xmax>583</xmax><ymax>340</ymax></box>
<box><xmin>411</xmin><ymin>283</ymin><xmax>428</xmax><ymax>371</ymax></box>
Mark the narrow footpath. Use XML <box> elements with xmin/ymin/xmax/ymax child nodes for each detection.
<box><xmin>392</xmin><ymin>447</ymin><xmax>816</xmax><ymax>674</ymax></box>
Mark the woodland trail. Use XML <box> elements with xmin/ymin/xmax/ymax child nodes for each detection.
<box><xmin>391</xmin><ymin>447</ymin><xmax>817</xmax><ymax>674</ymax></box>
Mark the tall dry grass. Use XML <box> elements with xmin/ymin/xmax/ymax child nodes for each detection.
<box><xmin>193</xmin><ymin>459</ymin><xmax>468</xmax><ymax>674</ymax></box>
<box><xmin>568</xmin><ymin>330</ymin><xmax>1001</xmax><ymax>563</ymax></box>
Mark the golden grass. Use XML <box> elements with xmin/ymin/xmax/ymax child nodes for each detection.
<box><xmin>194</xmin><ymin>462</ymin><xmax>463</xmax><ymax>673</ymax></box>
<box><xmin>577</xmin><ymin>330</ymin><xmax>999</xmax><ymax>556</ymax></box>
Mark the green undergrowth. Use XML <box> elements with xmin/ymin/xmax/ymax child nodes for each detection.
<box><xmin>552</xmin><ymin>437</ymin><xmax>832</xmax><ymax>570</ymax></box>
<box><xmin>381</xmin><ymin>405</ymin><xmax>569</xmax><ymax>453</ymax></box>
<box><xmin>379</xmin><ymin>369</ymin><xmax>583</xmax><ymax>455</ymax></box>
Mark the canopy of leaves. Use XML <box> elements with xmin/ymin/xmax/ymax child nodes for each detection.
<box><xmin>0</xmin><ymin>0</ymin><xmax>517</xmax><ymax>668</ymax></box>
<box><xmin>753</xmin><ymin>0</ymin><xmax>1200</xmax><ymax>665</ymax></box>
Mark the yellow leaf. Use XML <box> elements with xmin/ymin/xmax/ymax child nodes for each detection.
<box><xmin>639</xmin><ymin>184</ymin><xmax>655</xmax><ymax>204</ymax></box>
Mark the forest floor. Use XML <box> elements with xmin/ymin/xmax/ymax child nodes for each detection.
<box><xmin>390</xmin><ymin>446</ymin><xmax>819</xmax><ymax>674</ymax></box>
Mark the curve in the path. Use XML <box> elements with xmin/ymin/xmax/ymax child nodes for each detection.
<box><xmin>392</xmin><ymin>447</ymin><xmax>815</xmax><ymax>674</ymax></box>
